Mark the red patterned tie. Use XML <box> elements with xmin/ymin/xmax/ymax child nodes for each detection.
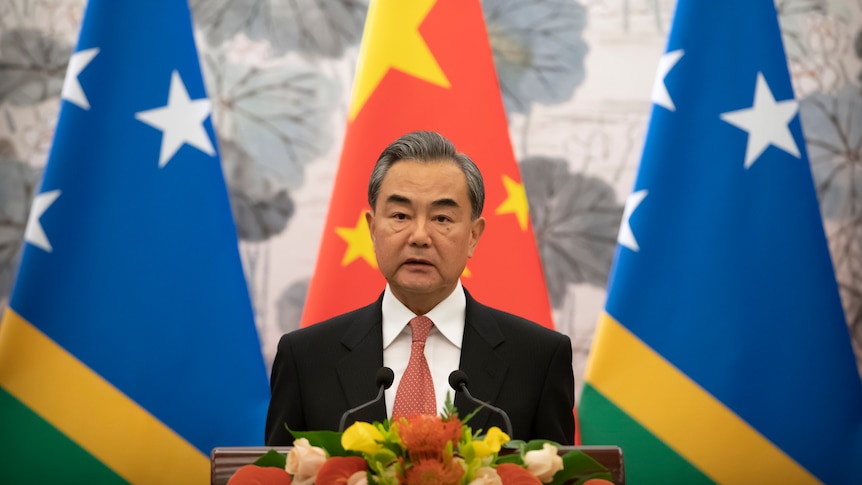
<box><xmin>392</xmin><ymin>316</ymin><xmax>436</xmax><ymax>419</ymax></box>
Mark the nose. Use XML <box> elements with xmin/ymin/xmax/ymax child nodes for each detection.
<box><xmin>408</xmin><ymin>219</ymin><xmax>431</xmax><ymax>247</ymax></box>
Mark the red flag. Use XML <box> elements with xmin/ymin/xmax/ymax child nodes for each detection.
<box><xmin>302</xmin><ymin>0</ymin><xmax>553</xmax><ymax>330</ymax></box>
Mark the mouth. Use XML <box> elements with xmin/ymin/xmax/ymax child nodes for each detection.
<box><xmin>403</xmin><ymin>258</ymin><xmax>433</xmax><ymax>267</ymax></box>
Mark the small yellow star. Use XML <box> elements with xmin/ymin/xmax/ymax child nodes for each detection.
<box><xmin>348</xmin><ymin>0</ymin><xmax>450</xmax><ymax>120</ymax></box>
<box><xmin>335</xmin><ymin>212</ymin><xmax>378</xmax><ymax>269</ymax></box>
<box><xmin>495</xmin><ymin>175</ymin><xmax>530</xmax><ymax>231</ymax></box>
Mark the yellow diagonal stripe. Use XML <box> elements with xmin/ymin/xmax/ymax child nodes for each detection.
<box><xmin>584</xmin><ymin>311</ymin><xmax>818</xmax><ymax>484</ymax></box>
<box><xmin>0</xmin><ymin>308</ymin><xmax>208</xmax><ymax>484</ymax></box>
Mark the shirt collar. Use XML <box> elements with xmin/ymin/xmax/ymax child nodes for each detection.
<box><xmin>381</xmin><ymin>281</ymin><xmax>465</xmax><ymax>349</ymax></box>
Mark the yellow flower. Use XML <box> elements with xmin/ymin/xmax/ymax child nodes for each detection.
<box><xmin>469</xmin><ymin>427</ymin><xmax>510</xmax><ymax>459</ymax></box>
<box><xmin>342</xmin><ymin>421</ymin><xmax>384</xmax><ymax>455</ymax></box>
<box><xmin>482</xmin><ymin>427</ymin><xmax>509</xmax><ymax>452</ymax></box>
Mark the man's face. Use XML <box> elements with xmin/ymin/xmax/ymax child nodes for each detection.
<box><xmin>366</xmin><ymin>159</ymin><xmax>485</xmax><ymax>313</ymax></box>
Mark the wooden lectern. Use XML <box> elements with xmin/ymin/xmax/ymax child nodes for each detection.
<box><xmin>210</xmin><ymin>445</ymin><xmax>624</xmax><ymax>484</ymax></box>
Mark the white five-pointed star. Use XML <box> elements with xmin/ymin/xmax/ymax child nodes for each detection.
<box><xmin>618</xmin><ymin>189</ymin><xmax>647</xmax><ymax>252</ymax></box>
<box><xmin>25</xmin><ymin>190</ymin><xmax>61</xmax><ymax>252</ymax></box>
<box><xmin>61</xmin><ymin>47</ymin><xmax>99</xmax><ymax>110</ymax></box>
<box><xmin>651</xmin><ymin>49</ymin><xmax>684</xmax><ymax>111</ymax></box>
<box><xmin>135</xmin><ymin>70</ymin><xmax>215</xmax><ymax>168</ymax></box>
<box><xmin>720</xmin><ymin>72</ymin><xmax>801</xmax><ymax>169</ymax></box>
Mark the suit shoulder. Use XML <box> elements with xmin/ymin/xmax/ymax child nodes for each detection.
<box><xmin>279</xmin><ymin>302</ymin><xmax>379</xmax><ymax>345</ymax></box>
<box><xmin>493</xmin><ymin>308</ymin><xmax>567</xmax><ymax>336</ymax></box>
<box><xmin>469</xmin><ymin>297</ymin><xmax>569</xmax><ymax>344</ymax></box>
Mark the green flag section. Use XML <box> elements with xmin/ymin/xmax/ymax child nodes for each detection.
<box><xmin>580</xmin><ymin>1</ymin><xmax>862</xmax><ymax>482</ymax></box>
<box><xmin>579</xmin><ymin>384</ymin><xmax>711</xmax><ymax>485</ymax></box>
<box><xmin>0</xmin><ymin>388</ymin><xmax>124</xmax><ymax>484</ymax></box>
<box><xmin>0</xmin><ymin>0</ymin><xmax>270</xmax><ymax>481</ymax></box>
<box><xmin>582</xmin><ymin>314</ymin><xmax>822</xmax><ymax>483</ymax></box>
<box><xmin>0</xmin><ymin>309</ymin><xmax>211</xmax><ymax>482</ymax></box>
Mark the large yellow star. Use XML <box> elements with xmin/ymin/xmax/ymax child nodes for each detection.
<box><xmin>348</xmin><ymin>0</ymin><xmax>450</xmax><ymax>121</ymax></box>
<box><xmin>335</xmin><ymin>212</ymin><xmax>378</xmax><ymax>269</ymax></box>
<box><xmin>495</xmin><ymin>175</ymin><xmax>530</xmax><ymax>231</ymax></box>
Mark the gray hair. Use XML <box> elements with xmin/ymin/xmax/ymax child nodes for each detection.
<box><xmin>367</xmin><ymin>131</ymin><xmax>485</xmax><ymax>220</ymax></box>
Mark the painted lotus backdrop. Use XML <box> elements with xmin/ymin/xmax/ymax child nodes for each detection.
<box><xmin>1</xmin><ymin>0</ymin><xmax>861</xmax><ymax>392</ymax></box>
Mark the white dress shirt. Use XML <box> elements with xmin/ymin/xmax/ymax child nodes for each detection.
<box><xmin>382</xmin><ymin>281</ymin><xmax>465</xmax><ymax>418</ymax></box>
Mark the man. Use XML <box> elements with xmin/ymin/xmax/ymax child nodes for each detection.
<box><xmin>265</xmin><ymin>131</ymin><xmax>575</xmax><ymax>445</ymax></box>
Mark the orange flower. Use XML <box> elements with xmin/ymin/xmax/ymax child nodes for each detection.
<box><xmin>494</xmin><ymin>464</ymin><xmax>542</xmax><ymax>485</ymax></box>
<box><xmin>315</xmin><ymin>456</ymin><xmax>368</xmax><ymax>484</ymax></box>
<box><xmin>227</xmin><ymin>464</ymin><xmax>292</xmax><ymax>485</ymax></box>
<box><xmin>395</xmin><ymin>415</ymin><xmax>462</xmax><ymax>460</ymax></box>
<box><xmin>400</xmin><ymin>456</ymin><xmax>464</xmax><ymax>485</ymax></box>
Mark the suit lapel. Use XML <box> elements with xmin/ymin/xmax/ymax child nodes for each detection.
<box><xmin>336</xmin><ymin>296</ymin><xmax>387</xmax><ymax>423</ymax></box>
<box><xmin>456</xmin><ymin>291</ymin><xmax>508</xmax><ymax>432</ymax></box>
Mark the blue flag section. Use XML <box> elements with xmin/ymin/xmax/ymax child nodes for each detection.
<box><xmin>0</xmin><ymin>1</ymin><xmax>269</xmax><ymax>482</ymax></box>
<box><xmin>580</xmin><ymin>1</ymin><xmax>862</xmax><ymax>483</ymax></box>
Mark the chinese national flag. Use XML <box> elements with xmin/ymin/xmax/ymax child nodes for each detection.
<box><xmin>301</xmin><ymin>0</ymin><xmax>554</xmax><ymax>330</ymax></box>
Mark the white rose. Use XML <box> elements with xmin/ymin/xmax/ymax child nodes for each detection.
<box><xmin>524</xmin><ymin>443</ymin><xmax>564</xmax><ymax>483</ymax></box>
<box><xmin>347</xmin><ymin>470</ymin><xmax>368</xmax><ymax>485</ymax></box>
<box><xmin>285</xmin><ymin>438</ymin><xmax>327</xmax><ymax>485</ymax></box>
<box><xmin>467</xmin><ymin>467</ymin><xmax>502</xmax><ymax>485</ymax></box>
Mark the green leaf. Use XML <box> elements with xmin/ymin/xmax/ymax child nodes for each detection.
<box><xmin>252</xmin><ymin>449</ymin><xmax>287</xmax><ymax>468</ymax></box>
<box><xmin>493</xmin><ymin>453</ymin><xmax>523</xmax><ymax>465</ymax></box>
<box><xmin>502</xmin><ymin>439</ymin><xmax>526</xmax><ymax>450</ymax></box>
<box><xmin>548</xmin><ymin>450</ymin><xmax>611</xmax><ymax>485</ymax></box>
<box><xmin>522</xmin><ymin>439</ymin><xmax>559</xmax><ymax>452</ymax></box>
<box><xmin>442</xmin><ymin>392</ymin><xmax>457</xmax><ymax>420</ymax></box>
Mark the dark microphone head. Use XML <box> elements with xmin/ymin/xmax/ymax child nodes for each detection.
<box><xmin>340</xmin><ymin>367</ymin><xmax>394</xmax><ymax>432</ymax></box>
<box><xmin>448</xmin><ymin>369</ymin><xmax>513</xmax><ymax>439</ymax></box>
<box><xmin>448</xmin><ymin>370</ymin><xmax>469</xmax><ymax>391</ymax></box>
<box><xmin>376</xmin><ymin>367</ymin><xmax>395</xmax><ymax>390</ymax></box>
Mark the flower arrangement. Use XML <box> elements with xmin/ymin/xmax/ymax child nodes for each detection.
<box><xmin>229</xmin><ymin>402</ymin><xmax>613</xmax><ymax>485</ymax></box>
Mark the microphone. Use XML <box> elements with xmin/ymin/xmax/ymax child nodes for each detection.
<box><xmin>448</xmin><ymin>370</ymin><xmax>513</xmax><ymax>439</ymax></box>
<box><xmin>339</xmin><ymin>367</ymin><xmax>394</xmax><ymax>432</ymax></box>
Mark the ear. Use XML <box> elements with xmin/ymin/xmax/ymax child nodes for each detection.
<box><xmin>467</xmin><ymin>217</ymin><xmax>486</xmax><ymax>258</ymax></box>
<box><xmin>365</xmin><ymin>209</ymin><xmax>375</xmax><ymax>243</ymax></box>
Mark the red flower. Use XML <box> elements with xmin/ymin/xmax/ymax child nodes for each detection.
<box><xmin>399</xmin><ymin>456</ymin><xmax>464</xmax><ymax>485</ymax></box>
<box><xmin>396</xmin><ymin>415</ymin><xmax>463</xmax><ymax>460</ymax></box>
<box><xmin>227</xmin><ymin>464</ymin><xmax>292</xmax><ymax>485</ymax></box>
<box><xmin>494</xmin><ymin>464</ymin><xmax>542</xmax><ymax>485</ymax></box>
<box><xmin>315</xmin><ymin>456</ymin><xmax>368</xmax><ymax>484</ymax></box>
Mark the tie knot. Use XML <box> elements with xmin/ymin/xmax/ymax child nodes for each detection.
<box><xmin>409</xmin><ymin>316</ymin><xmax>434</xmax><ymax>343</ymax></box>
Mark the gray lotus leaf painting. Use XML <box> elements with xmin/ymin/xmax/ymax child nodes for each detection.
<box><xmin>276</xmin><ymin>278</ymin><xmax>308</xmax><ymax>336</ymax></box>
<box><xmin>856</xmin><ymin>29</ymin><xmax>862</xmax><ymax>83</ymax></box>
<box><xmin>0</xmin><ymin>154</ymin><xmax>42</xmax><ymax>299</ymax></box>
<box><xmin>0</xmin><ymin>28</ymin><xmax>71</xmax><ymax>105</ymax></box>
<box><xmin>202</xmin><ymin>49</ymin><xmax>338</xmax><ymax>194</ymax></box>
<box><xmin>483</xmin><ymin>0</ymin><xmax>588</xmax><ymax>114</ymax></box>
<box><xmin>220</xmin><ymin>138</ymin><xmax>296</xmax><ymax>241</ymax></box>
<box><xmin>191</xmin><ymin>0</ymin><xmax>369</xmax><ymax>58</ymax></box>
<box><xmin>801</xmin><ymin>87</ymin><xmax>862</xmax><ymax>222</ymax></box>
<box><xmin>520</xmin><ymin>156</ymin><xmax>622</xmax><ymax>308</ymax></box>
<box><xmin>800</xmin><ymin>86</ymin><xmax>862</xmax><ymax>342</ymax></box>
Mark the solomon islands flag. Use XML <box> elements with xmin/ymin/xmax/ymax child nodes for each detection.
<box><xmin>0</xmin><ymin>1</ymin><xmax>270</xmax><ymax>482</ymax></box>
<box><xmin>579</xmin><ymin>0</ymin><xmax>862</xmax><ymax>483</ymax></box>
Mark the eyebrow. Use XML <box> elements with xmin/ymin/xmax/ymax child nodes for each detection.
<box><xmin>385</xmin><ymin>194</ymin><xmax>461</xmax><ymax>209</ymax></box>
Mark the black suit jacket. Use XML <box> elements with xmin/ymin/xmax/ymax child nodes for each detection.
<box><xmin>265</xmin><ymin>288</ymin><xmax>575</xmax><ymax>445</ymax></box>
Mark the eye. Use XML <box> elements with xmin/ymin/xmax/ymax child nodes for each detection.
<box><xmin>393</xmin><ymin>213</ymin><xmax>407</xmax><ymax>220</ymax></box>
<box><xmin>434</xmin><ymin>215</ymin><xmax>451</xmax><ymax>223</ymax></box>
